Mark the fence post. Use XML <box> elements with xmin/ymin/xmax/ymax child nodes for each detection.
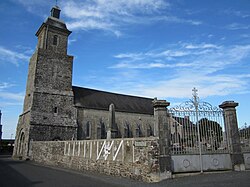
<box><xmin>153</xmin><ymin>98</ymin><xmax>172</xmax><ymax>179</ymax></box>
<box><xmin>219</xmin><ymin>101</ymin><xmax>245</xmax><ymax>171</ymax></box>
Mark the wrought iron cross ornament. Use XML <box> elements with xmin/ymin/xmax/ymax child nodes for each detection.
<box><xmin>192</xmin><ymin>87</ymin><xmax>198</xmax><ymax>97</ymax></box>
<box><xmin>192</xmin><ymin>87</ymin><xmax>199</xmax><ymax>109</ymax></box>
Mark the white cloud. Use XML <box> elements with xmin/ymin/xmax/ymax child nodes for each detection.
<box><xmin>0</xmin><ymin>83</ymin><xmax>14</xmax><ymax>90</ymax></box>
<box><xmin>225</xmin><ymin>23</ymin><xmax>250</xmax><ymax>30</ymax></box>
<box><xmin>59</xmin><ymin>0</ymin><xmax>201</xmax><ymax>36</ymax></box>
<box><xmin>63</xmin><ymin>0</ymin><xmax>168</xmax><ymax>18</ymax></box>
<box><xmin>150</xmin><ymin>16</ymin><xmax>202</xmax><ymax>26</ymax></box>
<box><xmin>0</xmin><ymin>82</ymin><xmax>24</xmax><ymax>107</ymax></box>
<box><xmin>241</xmin><ymin>34</ymin><xmax>250</xmax><ymax>38</ymax></box>
<box><xmin>112</xmin><ymin>43</ymin><xmax>250</xmax><ymax>71</ymax></box>
<box><xmin>112</xmin><ymin>43</ymin><xmax>219</xmax><ymax>70</ymax></box>
<box><xmin>0</xmin><ymin>101</ymin><xmax>23</xmax><ymax>107</ymax></box>
<box><xmin>107</xmin><ymin>43</ymin><xmax>250</xmax><ymax>98</ymax></box>
<box><xmin>110</xmin><ymin>62</ymin><xmax>192</xmax><ymax>69</ymax></box>
<box><xmin>61</xmin><ymin>0</ymin><xmax>168</xmax><ymax>36</ymax></box>
<box><xmin>0</xmin><ymin>82</ymin><xmax>24</xmax><ymax>100</ymax></box>
<box><xmin>16</xmin><ymin>0</ymin><xmax>50</xmax><ymax>15</ymax></box>
<box><xmin>15</xmin><ymin>45</ymin><xmax>34</xmax><ymax>55</ymax></box>
<box><xmin>0</xmin><ymin>46</ymin><xmax>29</xmax><ymax>66</ymax></box>
<box><xmin>223</xmin><ymin>9</ymin><xmax>250</xmax><ymax>18</ymax></box>
<box><xmin>0</xmin><ymin>92</ymin><xmax>24</xmax><ymax>102</ymax></box>
<box><xmin>68</xmin><ymin>38</ymin><xmax>77</xmax><ymax>45</ymax></box>
<box><xmin>184</xmin><ymin>43</ymin><xmax>220</xmax><ymax>49</ymax></box>
<box><xmin>15</xmin><ymin>0</ymin><xmax>202</xmax><ymax>36</ymax></box>
<box><xmin>159</xmin><ymin>50</ymin><xmax>190</xmax><ymax>57</ymax></box>
<box><xmin>139</xmin><ymin>74</ymin><xmax>250</xmax><ymax>98</ymax></box>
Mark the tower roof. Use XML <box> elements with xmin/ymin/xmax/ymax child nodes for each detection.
<box><xmin>35</xmin><ymin>6</ymin><xmax>71</xmax><ymax>37</ymax></box>
<box><xmin>51</xmin><ymin>6</ymin><xmax>61</xmax><ymax>19</ymax></box>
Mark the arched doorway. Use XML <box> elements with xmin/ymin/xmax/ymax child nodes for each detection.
<box><xmin>17</xmin><ymin>132</ymin><xmax>25</xmax><ymax>156</ymax></box>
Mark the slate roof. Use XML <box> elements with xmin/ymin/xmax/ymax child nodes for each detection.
<box><xmin>72</xmin><ymin>86</ymin><xmax>154</xmax><ymax>115</ymax></box>
<box><xmin>36</xmin><ymin>17</ymin><xmax>71</xmax><ymax>37</ymax></box>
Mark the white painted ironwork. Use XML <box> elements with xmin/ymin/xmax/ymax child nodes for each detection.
<box><xmin>113</xmin><ymin>140</ymin><xmax>123</xmax><ymax>161</ymax></box>
<box><xmin>97</xmin><ymin>140</ymin><xmax>106</xmax><ymax>160</ymax></box>
<box><xmin>62</xmin><ymin>138</ymin><xmax>157</xmax><ymax>165</ymax></box>
<box><xmin>64</xmin><ymin>142</ymin><xmax>67</xmax><ymax>155</ymax></box>
<box><xmin>78</xmin><ymin>142</ymin><xmax>81</xmax><ymax>156</ymax></box>
<box><xmin>67</xmin><ymin>142</ymin><xmax>71</xmax><ymax>156</ymax></box>
<box><xmin>239</xmin><ymin>123</ymin><xmax>250</xmax><ymax>152</ymax></box>
<box><xmin>103</xmin><ymin>141</ymin><xmax>114</xmax><ymax>160</ymax></box>
<box><xmin>72</xmin><ymin>142</ymin><xmax>75</xmax><ymax>156</ymax></box>
<box><xmin>83</xmin><ymin>141</ymin><xmax>86</xmax><ymax>158</ymax></box>
<box><xmin>169</xmin><ymin>88</ymin><xmax>228</xmax><ymax>159</ymax></box>
<box><xmin>192</xmin><ymin>87</ymin><xmax>203</xmax><ymax>173</ymax></box>
<box><xmin>90</xmin><ymin>142</ymin><xmax>92</xmax><ymax>159</ymax></box>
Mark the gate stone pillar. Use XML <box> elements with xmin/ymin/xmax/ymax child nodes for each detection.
<box><xmin>153</xmin><ymin>98</ymin><xmax>172</xmax><ymax>179</ymax></box>
<box><xmin>219</xmin><ymin>101</ymin><xmax>245</xmax><ymax>171</ymax></box>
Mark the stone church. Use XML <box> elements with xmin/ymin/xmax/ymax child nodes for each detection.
<box><xmin>13</xmin><ymin>6</ymin><xmax>155</xmax><ymax>159</ymax></box>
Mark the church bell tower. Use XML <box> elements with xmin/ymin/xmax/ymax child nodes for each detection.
<box><xmin>13</xmin><ymin>6</ymin><xmax>77</xmax><ymax>159</ymax></box>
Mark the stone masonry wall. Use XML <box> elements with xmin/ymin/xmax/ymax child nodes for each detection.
<box><xmin>31</xmin><ymin>137</ymin><xmax>160</xmax><ymax>182</ymax></box>
<box><xmin>29</xmin><ymin>125</ymin><xmax>77</xmax><ymax>141</ymax></box>
<box><xmin>77</xmin><ymin>108</ymin><xmax>154</xmax><ymax>140</ymax></box>
<box><xmin>13</xmin><ymin>111</ymin><xmax>31</xmax><ymax>159</ymax></box>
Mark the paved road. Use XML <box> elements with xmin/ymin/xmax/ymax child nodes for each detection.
<box><xmin>0</xmin><ymin>155</ymin><xmax>249</xmax><ymax>187</ymax></box>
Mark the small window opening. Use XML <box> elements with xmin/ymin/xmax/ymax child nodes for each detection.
<box><xmin>54</xmin><ymin>107</ymin><xmax>58</xmax><ymax>114</ymax></box>
<box><xmin>86</xmin><ymin>122</ymin><xmax>91</xmax><ymax>138</ymax></box>
<box><xmin>53</xmin><ymin>35</ymin><xmax>58</xmax><ymax>46</ymax></box>
<box><xmin>147</xmin><ymin>125</ymin><xmax>153</xmax><ymax>137</ymax></box>
<box><xmin>136</xmin><ymin>124</ymin><xmax>143</xmax><ymax>137</ymax></box>
<box><xmin>125</xmin><ymin>123</ymin><xmax>132</xmax><ymax>138</ymax></box>
<box><xmin>101</xmin><ymin>122</ymin><xmax>106</xmax><ymax>139</ymax></box>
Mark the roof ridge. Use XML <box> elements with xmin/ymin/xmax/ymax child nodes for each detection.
<box><xmin>72</xmin><ymin>86</ymin><xmax>153</xmax><ymax>100</ymax></box>
<box><xmin>72</xmin><ymin>86</ymin><xmax>154</xmax><ymax>115</ymax></box>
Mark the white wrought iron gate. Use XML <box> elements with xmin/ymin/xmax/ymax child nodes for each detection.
<box><xmin>169</xmin><ymin>88</ymin><xmax>232</xmax><ymax>173</ymax></box>
<box><xmin>239</xmin><ymin>124</ymin><xmax>250</xmax><ymax>169</ymax></box>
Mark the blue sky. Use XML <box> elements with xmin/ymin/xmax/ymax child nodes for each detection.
<box><xmin>0</xmin><ymin>0</ymin><xmax>250</xmax><ymax>139</ymax></box>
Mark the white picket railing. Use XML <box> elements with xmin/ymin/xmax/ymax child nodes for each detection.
<box><xmin>63</xmin><ymin>137</ymin><xmax>157</xmax><ymax>162</ymax></box>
